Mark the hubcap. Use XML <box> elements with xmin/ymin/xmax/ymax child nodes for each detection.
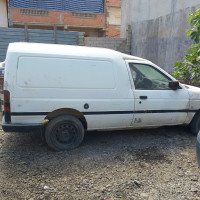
<box><xmin>54</xmin><ymin>123</ymin><xmax>76</xmax><ymax>144</ymax></box>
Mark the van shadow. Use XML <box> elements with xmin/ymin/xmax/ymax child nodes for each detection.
<box><xmin>0</xmin><ymin>125</ymin><xmax>196</xmax><ymax>178</ymax></box>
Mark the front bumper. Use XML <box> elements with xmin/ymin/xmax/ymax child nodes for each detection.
<box><xmin>2</xmin><ymin>123</ymin><xmax>43</xmax><ymax>132</ymax></box>
<box><xmin>196</xmin><ymin>131</ymin><xmax>200</xmax><ymax>167</ymax></box>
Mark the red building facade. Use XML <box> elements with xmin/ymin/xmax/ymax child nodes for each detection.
<box><xmin>8</xmin><ymin>0</ymin><xmax>121</xmax><ymax>38</ymax></box>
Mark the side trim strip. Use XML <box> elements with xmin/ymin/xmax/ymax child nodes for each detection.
<box><xmin>10</xmin><ymin>109</ymin><xmax>198</xmax><ymax>116</ymax></box>
<box><xmin>83</xmin><ymin>110</ymin><xmax>197</xmax><ymax>115</ymax></box>
<box><xmin>11</xmin><ymin>112</ymin><xmax>49</xmax><ymax>116</ymax></box>
<box><xmin>83</xmin><ymin>111</ymin><xmax>134</xmax><ymax>115</ymax></box>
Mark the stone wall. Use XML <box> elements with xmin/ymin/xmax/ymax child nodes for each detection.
<box><xmin>121</xmin><ymin>0</ymin><xmax>200</xmax><ymax>73</ymax></box>
<box><xmin>84</xmin><ymin>37</ymin><xmax>128</xmax><ymax>53</ymax></box>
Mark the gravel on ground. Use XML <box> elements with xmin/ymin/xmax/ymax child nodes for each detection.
<box><xmin>0</xmin><ymin>125</ymin><xmax>200</xmax><ymax>200</ymax></box>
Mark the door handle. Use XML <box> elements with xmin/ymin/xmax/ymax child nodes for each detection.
<box><xmin>140</xmin><ymin>96</ymin><xmax>148</xmax><ymax>100</ymax></box>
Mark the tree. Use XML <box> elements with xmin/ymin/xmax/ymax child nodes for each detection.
<box><xmin>173</xmin><ymin>9</ymin><xmax>200</xmax><ymax>85</ymax></box>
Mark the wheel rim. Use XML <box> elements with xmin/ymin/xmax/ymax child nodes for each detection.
<box><xmin>53</xmin><ymin>122</ymin><xmax>77</xmax><ymax>145</ymax></box>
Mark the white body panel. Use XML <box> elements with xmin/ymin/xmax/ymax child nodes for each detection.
<box><xmin>4</xmin><ymin>43</ymin><xmax>136</xmax><ymax>130</ymax></box>
<box><xmin>3</xmin><ymin>42</ymin><xmax>200</xmax><ymax>131</ymax></box>
<box><xmin>125</xmin><ymin>60</ymin><xmax>189</xmax><ymax>126</ymax></box>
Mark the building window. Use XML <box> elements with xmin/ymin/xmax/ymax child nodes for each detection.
<box><xmin>72</xmin><ymin>12</ymin><xmax>96</xmax><ymax>19</ymax></box>
<box><xmin>20</xmin><ymin>9</ymin><xmax>49</xmax><ymax>16</ymax></box>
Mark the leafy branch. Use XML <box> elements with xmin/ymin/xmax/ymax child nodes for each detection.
<box><xmin>173</xmin><ymin>9</ymin><xmax>200</xmax><ymax>85</ymax></box>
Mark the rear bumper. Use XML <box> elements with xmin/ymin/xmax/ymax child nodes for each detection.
<box><xmin>2</xmin><ymin>123</ymin><xmax>43</xmax><ymax>132</ymax></box>
<box><xmin>196</xmin><ymin>131</ymin><xmax>200</xmax><ymax>167</ymax></box>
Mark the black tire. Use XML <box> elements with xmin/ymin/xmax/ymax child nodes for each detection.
<box><xmin>190</xmin><ymin>112</ymin><xmax>200</xmax><ymax>135</ymax></box>
<box><xmin>45</xmin><ymin>115</ymin><xmax>84</xmax><ymax>151</ymax></box>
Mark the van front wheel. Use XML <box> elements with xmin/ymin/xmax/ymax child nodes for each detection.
<box><xmin>190</xmin><ymin>112</ymin><xmax>200</xmax><ymax>136</ymax></box>
<box><xmin>45</xmin><ymin>115</ymin><xmax>84</xmax><ymax>151</ymax></box>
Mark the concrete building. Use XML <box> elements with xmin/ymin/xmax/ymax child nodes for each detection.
<box><xmin>8</xmin><ymin>0</ymin><xmax>121</xmax><ymax>38</ymax></box>
<box><xmin>0</xmin><ymin>0</ymin><xmax>8</xmax><ymax>27</ymax></box>
<box><xmin>121</xmin><ymin>0</ymin><xmax>200</xmax><ymax>73</ymax></box>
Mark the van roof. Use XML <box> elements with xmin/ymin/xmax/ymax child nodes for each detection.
<box><xmin>8</xmin><ymin>42</ymin><xmax>146</xmax><ymax>61</ymax></box>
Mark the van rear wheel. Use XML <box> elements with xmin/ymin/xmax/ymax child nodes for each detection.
<box><xmin>45</xmin><ymin>115</ymin><xmax>84</xmax><ymax>151</ymax></box>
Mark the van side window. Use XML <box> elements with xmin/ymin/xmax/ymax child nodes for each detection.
<box><xmin>129</xmin><ymin>63</ymin><xmax>171</xmax><ymax>90</ymax></box>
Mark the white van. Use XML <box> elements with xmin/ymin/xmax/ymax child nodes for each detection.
<box><xmin>2</xmin><ymin>42</ymin><xmax>200</xmax><ymax>151</ymax></box>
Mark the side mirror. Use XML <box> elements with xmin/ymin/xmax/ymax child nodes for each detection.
<box><xmin>169</xmin><ymin>81</ymin><xmax>180</xmax><ymax>90</ymax></box>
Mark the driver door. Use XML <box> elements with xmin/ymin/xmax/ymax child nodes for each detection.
<box><xmin>127</xmin><ymin>61</ymin><xmax>189</xmax><ymax>127</ymax></box>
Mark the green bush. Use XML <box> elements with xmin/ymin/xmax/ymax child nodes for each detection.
<box><xmin>173</xmin><ymin>9</ymin><xmax>200</xmax><ymax>85</ymax></box>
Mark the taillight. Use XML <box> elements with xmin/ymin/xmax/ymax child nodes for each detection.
<box><xmin>4</xmin><ymin>90</ymin><xmax>11</xmax><ymax>123</ymax></box>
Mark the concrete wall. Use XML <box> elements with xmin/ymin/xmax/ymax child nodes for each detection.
<box><xmin>107</xmin><ymin>7</ymin><xmax>121</xmax><ymax>26</ymax></box>
<box><xmin>85</xmin><ymin>25</ymin><xmax>131</xmax><ymax>54</ymax></box>
<box><xmin>84</xmin><ymin>37</ymin><xmax>129</xmax><ymax>54</ymax></box>
<box><xmin>121</xmin><ymin>0</ymin><xmax>200</xmax><ymax>73</ymax></box>
<box><xmin>0</xmin><ymin>0</ymin><xmax>8</xmax><ymax>27</ymax></box>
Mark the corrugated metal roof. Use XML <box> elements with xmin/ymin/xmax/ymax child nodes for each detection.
<box><xmin>10</xmin><ymin>0</ymin><xmax>104</xmax><ymax>13</ymax></box>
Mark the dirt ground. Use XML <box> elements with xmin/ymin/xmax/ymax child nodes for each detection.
<box><xmin>0</xmin><ymin>125</ymin><xmax>200</xmax><ymax>200</ymax></box>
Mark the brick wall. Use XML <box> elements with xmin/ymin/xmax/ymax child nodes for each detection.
<box><xmin>10</xmin><ymin>8</ymin><xmax>105</xmax><ymax>28</ymax></box>
<box><xmin>105</xmin><ymin>0</ymin><xmax>121</xmax><ymax>38</ymax></box>
<box><xmin>62</xmin><ymin>12</ymin><xmax>104</xmax><ymax>27</ymax></box>
<box><xmin>106</xmin><ymin>0</ymin><xmax>121</xmax><ymax>7</ymax></box>
<box><xmin>106</xmin><ymin>24</ymin><xmax>120</xmax><ymax>38</ymax></box>
<box><xmin>12</xmin><ymin>8</ymin><xmax>59</xmax><ymax>24</ymax></box>
<box><xmin>9</xmin><ymin>0</ymin><xmax>122</xmax><ymax>38</ymax></box>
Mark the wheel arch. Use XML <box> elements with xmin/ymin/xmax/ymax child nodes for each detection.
<box><xmin>45</xmin><ymin>108</ymin><xmax>87</xmax><ymax>130</ymax></box>
<box><xmin>190</xmin><ymin>109</ymin><xmax>200</xmax><ymax>122</ymax></box>
<box><xmin>190</xmin><ymin>109</ymin><xmax>200</xmax><ymax>135</ymax></box>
